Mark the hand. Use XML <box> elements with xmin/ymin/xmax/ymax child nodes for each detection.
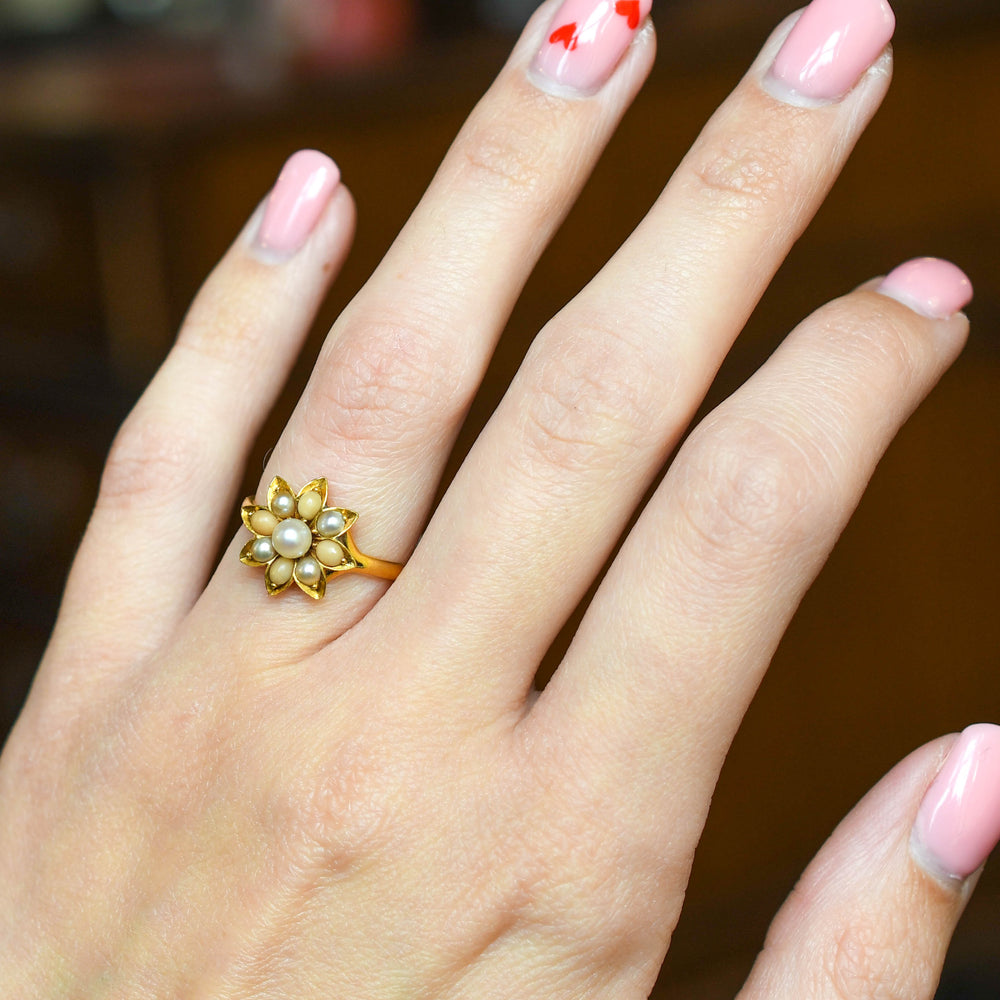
<box><xmin>2</xmin><ymin>0</ymin><xmax>994</xmax><ymax>997</ymax></box>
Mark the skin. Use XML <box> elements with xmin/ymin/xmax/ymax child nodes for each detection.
<box><xmin>0</xmin><ymin>2</ymin><xmax>979</xmax><ymax>998</ymax></box>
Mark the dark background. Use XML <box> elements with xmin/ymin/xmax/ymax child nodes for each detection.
<box><xmin>1</xmin><ymin>0</ymin><xmax>999</xmax><ymax>995</ymax></box>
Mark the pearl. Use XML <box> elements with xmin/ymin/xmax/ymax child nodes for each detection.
<box><xmin>251</xmin><ymin>537</ymin><xmax>275</xmax><ymax>563</ymax></box>
<box><xmin>316</xmin><ymin>540</ymin><xmax>345</xmax><ymax>567</ymax></box>
<box><xmin>271</xmin><ymin>491</ymin><xmax>295</xmax><ymax>517</ymax></box>
<box><xmin>250</xmin><ymin>509</ymin><xmax>278</xmax><ymax>536</ymax></box>
<box><xmin>297</xmin><ymin>490</ymin><xmax>323</xmax><ymax>520</ymax></box>
<box><xmin>268</xmin><ymin>557</ymin><xmax>294</xmax><ymax>586</ymax></box>
<box><xmin>316</xmin><ymin>509</ymin><xmax>346</xmax><ymax>537</ymax></box>
<box><xmin>271</xmin><ymin>518</ymin><xmax>313</xmax><ymax>559</ymax></box>
<box><xmin>295</xmin><ymin>555</ymin><xmax>322</xmax><ymax>586</ymax></box>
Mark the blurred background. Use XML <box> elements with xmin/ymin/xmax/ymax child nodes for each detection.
<box><xmin>1</xmin><ymin>0</ymin><xmax>999</xmax><ymax>995</ymax></box>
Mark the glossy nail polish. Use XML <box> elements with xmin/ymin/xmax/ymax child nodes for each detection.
<box><xmin>256</xmin><ymin>150</ymin><xmax>341</xmax><ymax>259</ymax></box>
<box><xmin>913</xmin><ymin>724</ymin><xmax>1000</xmax><ymax>880</ymax></box>
<box><xmin>877</xmin><ymin>258</ymin><xmax>974</xmax><ymax>319</ymax></box>
<box><xmin>768</xmin><ymin>0</ymin><xmax>895</xmax><ymax>102</ymax></box>
<box><xmin>532</xmin><ymin>0</ymin><xmax>652</xmax><ymax>97</ymax></box>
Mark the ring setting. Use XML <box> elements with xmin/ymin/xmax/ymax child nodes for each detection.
<box><xmin>240</xmin><ymin>476</ymin><xmax>402</xmax><ymax>599</ymax></box>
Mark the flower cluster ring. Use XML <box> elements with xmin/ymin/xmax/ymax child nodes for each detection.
<box><xmin>239</xmin><ymin>476</ymin><xmax>403</xmax><ymax>599</ymax></box>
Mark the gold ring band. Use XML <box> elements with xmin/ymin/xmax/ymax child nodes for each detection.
<box><xmin>239</xmin><ymin>476</ymin><xmax>403</xmax><ymax>600</ymax></box>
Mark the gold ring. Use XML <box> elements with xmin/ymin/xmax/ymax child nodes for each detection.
<box><xmin>239</xmin><ymin>476</ymin><xmax>403</xmax><ymax>600</ymax></box>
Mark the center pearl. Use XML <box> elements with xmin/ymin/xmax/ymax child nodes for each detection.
<box><xmin>271</xmin><ymin>518</ymin><xmax>313</xmax><ymax>559</ymax></box>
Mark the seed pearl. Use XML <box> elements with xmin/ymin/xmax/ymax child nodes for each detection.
<box><xmin>271</xmin><ymin>491</ymin><xmax>295</xmax><ymax>517</ymax></box>
<box><xmin>295</xmin><ymin>555</ymin><xmax>322</xmax><ymax>586</ymax></box>
<box><xmin>251</xmin><ymin>537</ymin><xmax>275</xmax><ymax>563</ymax></box>
<box><xmin>297</xmin><ymin>490</ymin><xmax>323</xmax><ymax>520</ymax></box>
<box><xmin>271</xmin><ymin>518</ymin><xmax>313</xmax><ymax>559</ymax></box>
<box><xmin>268</xmin><ymin>557</ymin><xmax>294</xmax><ymax>586</ymax></box>
<box><xmin>250</xmin><ymin>509</ymin><xmax>278</xmax><ymax>535</ymax></box>
<box><xmin>316</xmin><ymin>539</ymin><xmax>345</xmax><ymax>568</ymax></box>
<box><xmin>316</xmin><ymin>509</ymin><xmax>346</xmax><ymax>538</ymax></box>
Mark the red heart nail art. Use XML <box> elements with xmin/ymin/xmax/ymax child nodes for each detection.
<box><xmin>615</xmin><ymin>0</ymin><xmax>640</xmax><ymax>30</ymax></box>
<box><xmin>549</xmin><ymin>22</ymin><xmax>578</xmax><ymax>50</ymax></box>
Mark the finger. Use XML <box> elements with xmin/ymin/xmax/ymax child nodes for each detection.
<box><xmin>201</xmin><ymin>0</ymin><xmax>657</xmax><ymax>632</ymax></box>
<box><xmin>43</xmin><ymin>151</ymin><xmax>353</xmax><ymax>684</ymax></box>
<box><xmin>395</xmin><ymin>1</ymin><xmax>896</xmax><ymax>704</ymax></box>
<box><xmin>739</xmin><ymin>727</ymin><xmax>1000</xmax><ymax>1000</ymax></box>
<box><xmin>537</xmin><ymin>262</ymin><xmax>971</xmax><ymax>865</ymax></box>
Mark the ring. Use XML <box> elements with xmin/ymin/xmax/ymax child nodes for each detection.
<box><xmin>239</xmin><ymin>476</ymin><xmax>403</xmax><ymax>600</ymax></box>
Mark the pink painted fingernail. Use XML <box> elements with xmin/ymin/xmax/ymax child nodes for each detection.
<box><xmin>913</xmin><ymin>725</ymin><xmax>1000</xmax><ymax>881</ymax></box>
<box><xmin>255</xmin><ymin>150</ymin><xmax>340</xmax><ymax>259</ymax></box>
<box><xmin>531</xmin><ymin>0</ymin><xmax>652</xmax><ymax>97</ymax></box>
<box><xmin>877</xmin><ymin>258</ymin><xmax>974</xmax><ymax>319</ymax></box>
<box><xmin>768</xmin><ymin>0</ymin><xmax>895</xmax><ymax>103</ymax></box>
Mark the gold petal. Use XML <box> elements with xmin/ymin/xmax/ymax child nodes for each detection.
<box><xmin>329</xmin><ymin>507</ymin><xmax>358</xmax><ymax>536</ymax></box>
<box><xmin>267</xmin><ymin>476</ymin><xmax>294</xmax><ymax>511</ymax></box>
<box><xmin>265</xmin><ymin>561</ymin><xmax>293</xmax><ymax>595</ymax></box>
<box><xmin>313</xmin><ymin>506</ymin><xmax>358</xmax><ymax>540</ymax></box>
<box><xmin>297</xmin><ymin>478</ymin><xmax>328</xmax><ymax>506</ymax></box>
<box><xmin>328</xmin><ymin>557</ymin><xmax>358</xmax><ymax>574</ymax></box>
<box><xmin>294</xmin><ymin>569</ymin><xmax>326</xmax><ymax>601</ymax></box>
<box><xmin>241</xmin><ymin>503</ymin><xmax>264</xmax><ymax>534</ymax></box>
<box><xmin>240</xmin><ymin>539</ymin><xmax>268</xmax><ymax>567</ymax></box>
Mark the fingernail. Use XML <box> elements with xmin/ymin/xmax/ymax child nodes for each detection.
<box><xmin>531</xmin><ymin>0</ymin><xmax>652</xmax><ymax>97</ymax></box>
<box><xmin>877</xmin><ymin>258</ymin><xmax>974</xmax><ymax>319</ymax></box>
<box><xmin>768</xmin><ymin>0</ymin><xmax>895</xmax><ymax>103</ymax></box>
<box><xmin>255</xmin><ymin>150</ymin><xmax>340</xmax><ymax>259</ymax></box>
<box><xmin>913</xmin><ymin>724</ymin><xmax>1000</xmax><ymax>881</ymax></box>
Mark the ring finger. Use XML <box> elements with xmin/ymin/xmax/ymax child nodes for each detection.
<box><xmin>205</xmin><ymin>0</ymin><xmax>658</xmax><ymax>635</ymax></box>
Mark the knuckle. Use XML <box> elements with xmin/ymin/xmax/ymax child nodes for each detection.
<box><xmin>675</xmin><ymin>415</ymin><xmax>830</xmax><ymax>573</ymax></box>
<box><xmin>518</xmin><ymin>761</ymin><xmax>679</xmax><ymax>963</ymax></box>
<box><xmin>518</xmin><ymin>323</ymin><xmax>662</xmax><ymax>477</ymax></box>
<box><xmin>819</xmin><ymin>918</ymin><xmax>938</xmax><ymax>1000</ymax></box>
<box><xmin>524</xmin><ymin>825</ymin><xmax>619</xmax><ymax>931</ymax></box>
<box><xmin>100</xmin><ymin>410</ymin><xmax>200</xmax><ymax>508</ymax></box>
<box><xmin>453</xmin><ymin>107</ymin><xmax>555</xmax><ymax>207</ymax></box>
<box><xmin>685</xmin><ymin>125</ymin><xmax>802</xmax><ymax>224</ymax></box>
<box><xmin>304</xmin><ymin>315</ymin><xmax>464</xmax><ymax>454</ymax></box>
<box><xmin>522</xmin><ymin>814</ymin><xmax>670</xmax><ymax>972</ymax></box>
<box><xmin>266</xmin><ymin>736</ymin><xmax>399</xmax><ymax>877</ymax></box>
<box><xmin>109</xmin><ymin>691</ymin><xmax>231</xmax><ymax>826</ymax></box>
<box><xmin>175</xmin><ymin>310</ymin><xmax>256</xmax><ymax>365</ymax></box>
<box><xmin>122</xmin><ymin>689</ymin><xmax>398</xmax><ymax>878</ymax></box>
<box><xmin>817</xmin><ymin>299</ymin><xmax>922</xmax><ymax>395</ymax></box>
